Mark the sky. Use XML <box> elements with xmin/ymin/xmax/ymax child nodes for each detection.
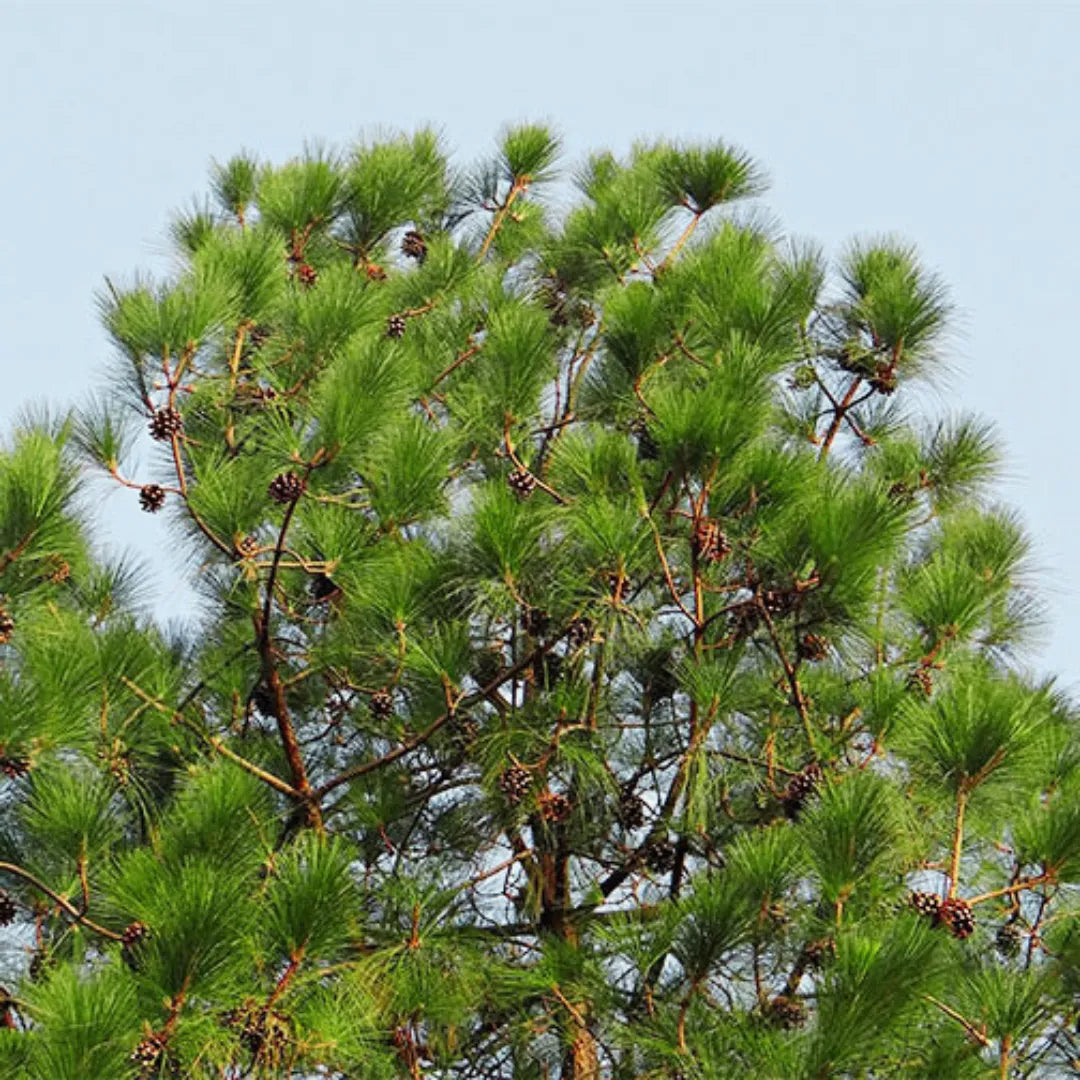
<box><xmin>1</xmin><ymin>0</ymin><xmax>1077</xmax><ymax>688</ymax></box>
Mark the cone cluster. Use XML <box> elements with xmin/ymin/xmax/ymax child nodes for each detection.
<box><xmin>938</xmin><ymin>897</ymin><xmax>975</xmax><ymax>939</ymax></box>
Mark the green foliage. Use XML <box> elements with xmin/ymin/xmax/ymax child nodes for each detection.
<box><xmin>0</xmin><ymin>126</ymin><xmax>1074</xmax><ymax>1080</ymax></box>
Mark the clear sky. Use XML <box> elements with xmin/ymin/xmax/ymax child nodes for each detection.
<box><xmin>1</xmin><ymin>1</ymin><xmax>1077</xmax><ymax>689</ymax></box>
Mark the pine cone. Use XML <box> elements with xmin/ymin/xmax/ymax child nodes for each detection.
<box><xmin>521</xmin><ymin>607</ymin><xmax>551</xmax><ymax>638</ymax></box>
<box><xmin>731</xmin><ymin>601</ymin><xmax>761</xmax><ymax>637</ymax></box>
<box><xmin>0</xmin><ymin>609</ymin><xmax>13</xmax><ymax>644</ymax></box>
<box><xmin>138</xmin><ymin>484</ymin><xmax>166</xmax><ymax>513</ymax></box>
<box><xmin>122</xmin><ymin>920</ymin><xmax>151</xmax><ymax>948</ymax></box>
<box><xmin>235</xmin><ymin>535</ymin><xmax>259</xmax><ymax>559</ymax></box>
<box><xmin>130</xmin><ymin>1032</ymin><xmax>173</xmax><ymax>1078</ymax></box>
<box><xmin>507</xmin><ymin>467</ymin><xmax>536</xmax><ymax>499</ymax></box>
<box><xmin>938</xmin><ymin>897</ymin><xmax>975</xmax><ymax>940</ymax></box>
<box><xmin>606</xmin><ymin>570</ymin><xmax>631</xmax><ymax>602</ymax></box>
<box><xmin>248</xmin><ymin>324</ymin><xmax>272</xmax><ymax>350</ymax></box>
<box><xmin>251</xmin><ymin>683</ymin><xmax>276</xmax><ymax>718</ymax></box>
<box><xmin>539</xmin><ymin>790</ymin><xmax>572</xmax><ymax>824</ymax></box>
<box><xmin>0</xmin><ymin>753</ymin><xmax>29</xmax><ymax>779</ymax></box>
<box><xmin>804</xmin><ymin>937</ymin><xmax>837</xmax><ymax>970</ymax></box>
<box><xmin>386</xmin><ymin>314</ymin><xmax>407</xmax><ymax>338</ymax></box>
<box><xmin>28</xmin><ymin>950</ymin><xmax>52</xmax><ymax>983</ymax></box>
<box><xmin>498</xmin><ymin>764</ymin><xmax>531</xmax><ymax>806</ymax></box>
<box><xmin>996</xmin><ymin>922</ymin><xmax>1023</xmax><ymax>958</ymax></box>
<box><xmin>908</xmin><ymin>890</ymin><xmax>943</xmax><ymax>919</ymax></box>
<box><xmin>310</xmin><ymin>573</ymin><xmax>340</xmax><ymax>602</ymax></box>
<box><xmin>0</xmin><ymin>890</ymin><xmax>17</xmax><ymax>927</ymax></box>
<box><xmin>767</xmin><ymin>994</ymin><xmax>806</xmax><ymax>1030</ymax></box>
<box><xmin>797</xmin><ymin>632</ymin><xmax>831</xmax><ymax>662</ymax></box>
<box><xmin>762</xmin><ymin>589</ymin><xmax>797</xmax><ymax>617</ymax></box>
<box><xmin>268</xmin><ymin>472</ymin><xmax>305</xmax><ymax>505</ymax></box>
<box><xmin>401</xmin><ymin>230</ymin><xmax>427</xmax><ymax>262</ymax></box>
<box><xmin>369</xmin><ymin>688</ymin><xmax>394</xmax><ymax>720</ymax></box>
<box><xmin>644</xmin><ymin>836</ymin><xmax>676</xmax><ymax>874</ymax></box>
<box><xmin>296</xmin><ymin>262</ymin><xmax>318</xmax><ymax>287</ymax></box>
<box><xmin>691</xmin><ymin>519</ymin><xmax>731</xmax><ymax>563</ymax></box>
<box><xmin>781</xmin><ymin>763</ymin><xmax>823</xmax><ymax>820</ymax></box>
<box><xmin>869</xmin><ymin>361</ymin><xmax>898</xmax><ymax>395</ymax></box>
<box><xmin>907</xmin><ymin>667</ymin><xmax>934</xmax><ymax>697</ymax></box>
<box><xmin>566</xmin><ymin>616</ymin><xmax>593</xmax><ymax>650</ymax></box>
<box><xmin>121</xmin><ymin>921</ymin><xmax>151</xmax><ymax>970</ymax></box>
<box><xmin>148</xmin><ymin>407</ymin><xmax>183</xmax><ymax>441</ymax></box>
<box><xmin>619</xmin><ymin>788</ymin><xmax>647</xmax><ymax>830</ymax></box>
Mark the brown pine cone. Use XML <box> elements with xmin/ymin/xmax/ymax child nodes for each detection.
<box><xmin>138</xmin><ymin>484</ymin><xmax>166</xmax><ymax>513</ymax></box>
<box><xmin>268</xmin><ymin>472</ymin><xmax>305</xmax><ymax>505</ymax></box>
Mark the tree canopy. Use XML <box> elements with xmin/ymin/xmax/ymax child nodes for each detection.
<box><xmin>0</xmin><ymin>124</ymin><xmax>1076</xmax><ymax>1079</ymax></box>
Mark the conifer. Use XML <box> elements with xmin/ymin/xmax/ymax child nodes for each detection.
<box><xmin>0</xmin><ymin>125</ymin><xmax>1074</xmax><ymax>1079</ymax></box>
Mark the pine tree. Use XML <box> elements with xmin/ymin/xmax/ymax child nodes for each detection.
<box><xmin>0</xmin><ymin>125</ymin><xmax>1076</xmax><ymax>1079</ymax></box>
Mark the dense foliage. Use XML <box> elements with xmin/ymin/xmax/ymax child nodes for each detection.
<box><xmin>0</xmin><ymin>125</ymin><xmax>1077</xmax><ymax>1078</ymax></box>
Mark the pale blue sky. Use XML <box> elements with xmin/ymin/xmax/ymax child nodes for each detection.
<box><xmin>2</xmin><ymin>1</ymin><xmax>1077</xmax><ymax>688</ymax></box>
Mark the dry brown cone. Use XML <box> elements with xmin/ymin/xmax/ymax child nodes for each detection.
<box><xmin>507</xmin><ymin>467</ymin><xmax>536</xmax><ymax>499</ymax></box>
<box><xmin>781</xmin><ymin>762</ymin><xmax>823</xmax><ymax>820</ymax></box>
<box><xmin>148</xmin><ymin>407</ymin><xmax>183</xmax><ymax>441</ymax></box>
<box><xmin>766</xmin><ymin>995</ymin><xmax>806</xmax><ymax>1030</ymax></box>
<box><xmin>797</xmin><ymin>632</ymin><xmax>831</xmax><ymax>662</ymax></box>
<box><xmin>539</xmin><ymin>790</ymin><xmax>572</xmax><ymax>824</ymax></box>
<box><xmin>938</xmin><ymin>897</ymin><xmax>975</xmax><ymax>940</ymax></box>
<box><xmin>908</xmin><ymin>890</ymin><xmax>943</xmax><ymax>920</ymax></box>
<box><xmin>691</xmin><ymin>519</ymin><xmax>731</xmax><ymax>563</ymax></box>
<box><xmin>234</xmin><ymin>535</ymin><xmax>259</xmax><ymax>559</ymax></box>
<box><xmin>401</xmin><ymin>229</ymin><xmax>427</xmax><ymax>261</ymax></box>
<box><xmin>498</xmin><ymin>764</ymin><xmax>531</xmax><ymax>806</ymax></box>
<box><xmin>138</xmin><ymin>484</ymin><xmax>166</xmax><ymax>513</ymax></box>
<box><xmin>369</xmin><ymin>688</ymin><xmax>394</xmax><ymax>720</ymax></box>
<box><xmin>907</xmin><ymin>666</ymin><xmax>934</xmax><ymax>697</ymax></box>
<box><xmin>268</xmin><ymin>472</ymin><xmax>305</xmax><ymax>505</ymax></box>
